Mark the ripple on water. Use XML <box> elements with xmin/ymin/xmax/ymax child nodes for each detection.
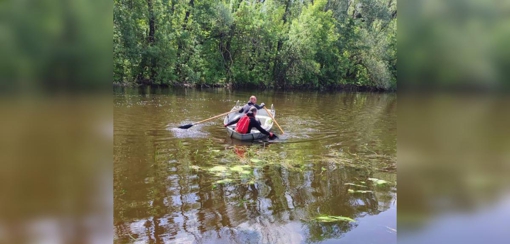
<box><xmin>167</xmin><ymin>122</ymin><xmax>211</xmax><ymax>138</ymax></box>
<box><xmin>282</xmin><ymin>115</ymin><xmax>320</xmax><ymax>139</ymax></box>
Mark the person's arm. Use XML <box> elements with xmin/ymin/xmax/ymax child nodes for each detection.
<box><xmin>254</xmin><ymin>103</ymin><xmax>265</xmax><ymax>109</ymax></box>
<box><xmin>225</xmin><ymin>117</ymin><xmax>240</xmax><ymax>126</ymax></box>
<box><xmin>239</xmin><ymin>104</ymin><xmax>249</xmax><ymax>113</ymax></box>
<box><xmin>250</xmin><ymin>118</ymin><xmax>270</xmax><ymax>135</ymax></box>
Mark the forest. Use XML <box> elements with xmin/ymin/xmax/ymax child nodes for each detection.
<box><xmin>114</xmin><ymin>0</ymin><xmax>397</xmax><ymax>90</ymax></box>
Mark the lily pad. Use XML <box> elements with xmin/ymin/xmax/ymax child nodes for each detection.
<box><xmin>368</xmin><ymin>178</ymin><xmax>389</xmax><ymax>185</ymax></box>
<box><xmin>250</xmin><ymin>158</ymin><xmax>263</xmax><ymax>163</ymax></box>
<box><xmin>376</xmin><ymin>180</ymin><xmax>389</xmax><ymax>185</ymax></box>
<box><xmin>315</xmin><ymin>215</ymin><xmax>355</xmax><ymax>223</ymax></box>
<box><xmin>230</xmin><ymin>165</ymin><xmax>245</xmax><ymax>172</ymax></box>
<box><xmin>230</xmin><ymin>165</ymin><xmax>251</xmax><ymax>173</ymax></box>
<box><xmin>348</xmin><ymin>189</ymin><xmax>373</xmax><ymax>194</ymax></box>
<box><xmin>209</xmin><ymin>165</ymin><xmax>227</xmax><ymax>172</ymax></box>
<box><xmin>345</xmin><ymin>183</ymin><xmax>367</xmax><ymax>188</ymax></box>
<box><xmin>215</xmin><ymin>178</ymin><xmax>233</xmax><ymax>184</ymax></box>
<box><xmin>214</xmin><ymin>172</ymin><xmax>231</xmax><ymax>177</ymax></box>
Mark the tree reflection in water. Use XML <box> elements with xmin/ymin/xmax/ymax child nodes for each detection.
<box><xmin>114</xmin><ymin>144</ymin><xmax>396</xmax><ymax>243</ymax></box>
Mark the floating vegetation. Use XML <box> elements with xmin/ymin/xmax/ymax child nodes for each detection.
<box><xmin>229</xmin><ymin>165</ymin><xmax>244</xmax><ymax>172</ymax></box>
<box><xmin>314</xmin><ymin>215</ymin><xmax>356</xmax><ymax>223</ymax></box>
<box><xmin>368</xmin><ymin>178</ymin><xmax>390</xmax><ymax>186</ymax></box>
<box><xmin>208</xmin><ymin>165</ymin><xmax>228</xmax><ymax>172</ymax></box>
<box><xmin>213</xmin><ymin>172</ymin><xmax>231</xmax><ymax>177</ymax></box>
<box><xmin>321</xmin><ymin>148</ymin><xmax>396</xmax><ymax>173</ymax></box>
<box><xmin>344</xmin><ymin>183</ymin><xmax>367</xmax><ymax>188</ymax></box>
<box><xmin>348</xmin><ymin>189</ymin><xmax>373</xmax><ymax>194</ymax></box>
<box><xmin>250</xmin><ymin>158</ymin><xmax>263</xmax><ymax>163</ymax></box>
<box><xmin>215</xmin><ymin>178</ymin><xmax>234</xmax><ymax>184</ymax></box>
<box><xmin>194</xmin><ymin>144</ymin><xmax>395</xmax><ymax>190</ymax></box>
<box><xmin>230</xmin><ymin>165</ymin><xmax>251</xmax><ymax>172</ymax></box>
<box><xmin>229</xmin><ymin>165</ymin><xmax>251</xmax><ymax>176</ymax></box>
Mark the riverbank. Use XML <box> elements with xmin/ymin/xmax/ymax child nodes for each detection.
<box><xmin>113</xmin><ymin>82</ymin><xmax>396</xmax><ymax>92</ymax></box>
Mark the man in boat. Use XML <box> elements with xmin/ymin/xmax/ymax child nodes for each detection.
<box><xmin>225</xmin><ymin>106</ymin><xmax>276</xmax><ymax>139</ymax></box>
<box><xmin>238</xmin><ymin>96</ymin><xmax>265</xmax><ymax>114</ymax></box>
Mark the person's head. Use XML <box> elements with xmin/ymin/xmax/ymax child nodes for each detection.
<box><xmin>249</xmin><ymin>96</ymin><xmax>257</xmax><ymax>104</ymax></box>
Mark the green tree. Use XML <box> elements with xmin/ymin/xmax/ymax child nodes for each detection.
<box><xmin>113</xmin><ymin>0</ymin><xmax>397</xmax><ymax>90</ymax></box>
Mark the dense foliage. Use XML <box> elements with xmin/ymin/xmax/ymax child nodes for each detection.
<box><xmin>114</xmin><ymin>0</ymin><xmax>396</xmax><ymax>90</ymax></box>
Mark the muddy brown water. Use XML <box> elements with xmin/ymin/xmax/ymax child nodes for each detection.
<box><xmin>114</xmin><ymin>87</ymin><xmax>396</xmax><ymax>243</ymax></box>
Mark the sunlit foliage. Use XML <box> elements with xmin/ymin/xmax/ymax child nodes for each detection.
<box><xmin>114</xmin><ymin>0</ymin><xmax>397</xmax><ymax>90</ymax></box>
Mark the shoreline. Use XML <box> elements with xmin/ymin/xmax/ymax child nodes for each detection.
<box><xmin>112</xmin><ymin>82</ymin><xmax>396</xmax><ymax>92</ymax></box>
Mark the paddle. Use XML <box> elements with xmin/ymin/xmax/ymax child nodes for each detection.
<box><xmin>263</xmin><ymin>106</ymin><xmax>284</xmax><ymax>135</ymax></box>
<box><xmin>178</xmin><ymin>111</ymin><xmax>233</xmax><ymax>129</ymax></box>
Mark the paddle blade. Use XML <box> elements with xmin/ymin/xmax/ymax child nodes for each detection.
<box><xmin>178</xmin><ymin>124</ymin><xmax>193</xmax><ymax>129</ymax></box>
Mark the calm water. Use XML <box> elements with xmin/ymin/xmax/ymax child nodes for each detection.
<box><xmin>114</xmin><ymin>87</ymin><xmax>397</xmax><ymax>244</ymax></box>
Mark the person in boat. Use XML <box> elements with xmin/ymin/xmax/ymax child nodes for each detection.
<box><xmin>238</xmin><ymin>96</ymin><xmax>265</xmax><ymax>114</ymax></box>
<box><xmin>225</xmin><ymin>106</ymin><xmax>276</xmax><ymax>139</ymax></box>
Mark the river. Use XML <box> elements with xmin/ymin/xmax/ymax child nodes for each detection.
<box><xmin>114</xmin><ymin>87</ymin><xmax>397</xmax><ymax>244</ymax></box>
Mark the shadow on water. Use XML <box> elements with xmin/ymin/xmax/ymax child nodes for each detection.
<box><xmin>114</xmin><ymin>88</ymin><xmax>397</xmax><ymax>244</ymax></box>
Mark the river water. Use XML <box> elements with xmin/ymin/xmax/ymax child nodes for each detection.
<box><xmin>114</xmin><ymin>87</ymin><xmax>397</xmax><ymax>244</ymax></box>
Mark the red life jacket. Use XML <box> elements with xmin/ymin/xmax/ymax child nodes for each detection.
<box><xmin>235</xmin><ymin>116</ymin><xmax>251</xmax><ymax>134</ymax></box>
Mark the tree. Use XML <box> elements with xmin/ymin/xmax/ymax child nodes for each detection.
<box><xmin>113</xmin><ymin>0</ymin><xmax>397</xmax><ymax>90</ymax></box>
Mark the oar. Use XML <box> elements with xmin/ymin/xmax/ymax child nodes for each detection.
<box><xmin>178</xmin><ymin>111</ymin><xmax>233</xmax><ymax>129</ymax></box>
<box><xmin>263</xmin><ymin>106</ymin><xmax>284</xmax><ymax>135</ymax></box>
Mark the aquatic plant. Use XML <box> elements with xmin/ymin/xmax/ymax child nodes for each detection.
<box><xmin>314</xmin><ymin>215</ymin><xmax>356</xmax><ymax>223</ymax></box>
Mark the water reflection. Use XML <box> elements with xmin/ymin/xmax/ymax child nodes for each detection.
<box><xmin>114</xmin><ymin>88</ymin><xmax>396</xmax><ymax>243</ymax></box>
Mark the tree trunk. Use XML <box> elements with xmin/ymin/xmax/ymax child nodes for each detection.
<box><xmin>272</xmin><ymin>0</ymin><xmax>291</xmax><ymax>89</ymax></box>
<box><xmin>148</xmin><ymin>0</ymin><xmax>157</xmax><ymax>82</ymax></box>
<box><xmin>221</xmin><ymin>25</ymin><xmax>236</xmax><ymax>83</ymax></box>
<box><xmin>176</xmin><ymin>0</ymin><xmax>195</xmax><ymax>81</ymax></box>
<box><xmin>182</xmin><ymin>0</ymin><xmax>194</xmax><ymax>30</ymax></box>
<box><xmin>137</xmin><ymin>0</ymin><xmax>157</xmax><ymax>84</ymax></box>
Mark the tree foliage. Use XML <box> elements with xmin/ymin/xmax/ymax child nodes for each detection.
<box><xmin>113</xmin><ymin>0</ymin><xmax>397</xmax><ymax>90</ymax></box>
